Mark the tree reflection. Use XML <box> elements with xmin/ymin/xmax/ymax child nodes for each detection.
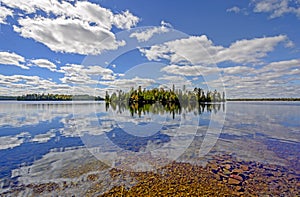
<box><xmin>106</xmin><ymin>102</ymin><xmax>225</xmax><ymax>118</ymax></box>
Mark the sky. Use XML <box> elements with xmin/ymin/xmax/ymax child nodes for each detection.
<box><xmin>0</xmin><ymin>0</ymin><xmax>299</xmax><ymax>98</ymax></box>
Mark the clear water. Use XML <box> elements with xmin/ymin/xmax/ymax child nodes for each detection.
<box><xmin>0</xmin><ymin>101</ymin><xmax>299</xmax><ymax>191</ymax></box>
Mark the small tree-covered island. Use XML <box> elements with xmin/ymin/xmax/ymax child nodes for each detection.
<box><xmin>105</xmin><ymin>85</ymin><xmax>226</xmax><ymax>105</ymax></box>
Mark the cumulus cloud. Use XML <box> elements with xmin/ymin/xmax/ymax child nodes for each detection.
<box><xmin>0</xmin><ymin>73</ymin><xmax>76</xmax><ymax>96</ymax></box>
<box><xmin>99</xmin><ymin>77</ymin><xmax>156</xmax><ymax>90</ymax></box>
<box><xmin>59</xmin><ymin>64</ymin><xmax>115</xmax><ymax>84</ymax></box>
<box><xmin>227</xmin><ymin>6</ymin><xmax>242</xmax><ymax>13</ymax></box>
<box><xmin>161</xmin><ymin>65</ymin><xmax>220</xmax><ymax>76</ymax></box>
<box><xmin>130</xmin><ymin>21</ymin><xmax>171</xmax><ymax>42</ymax></box>
<box><xmin>207</xmin><ymin>58</ymin><xmax>300</xmax><ymax>98</ymax></box>
<box><xmin>161</xmin><ymin>59</ymin><xmax>300</xmax><ymax>98</ymax></box>
<box><xmin>252</xmin><ymin>0</ymin><xmax>300</xmax><ymax>19</ymax></box>
<box><xmin>140</xmin><ymin>35</ymin><xmax>289</xmax><ymax>65</ymax></box>
<box><xmin>14</xmin><ymin>17</ymin><xmax>125</xmax><ymax>55</ymax></box>
<box><xmin>258</xmin><ymin>59</ymin><xmax>300</xmax><ymax>73</ymax></box>
<box><xmin>0</xmin><ymin>51</ymin><xmax>28</xmax><ymax>69</ymax></box>
<box><xmin>112</xmin><ymin>10</ymin><xmax>140</xmax><ymax>30</ymax></box>
<box><xmin>158</xmin><ymin>75</ymin><xmax>193</xmax><ymax>89</ymax></box>
<box><xmin>31</xmin><ymin>59</ymin><xmax>58</xmax><ymax>72</ymax></box>
<box><xmin>0</xmin><ymin>6</ymin><xmax>13</xmax><ymax>24</ymax></box>
<box><xmin>216</xmin><ymin>35</ymin><xmax>289</xmax><ymax>64</ymax></box>
<box><xmin>227</xmin><ymin>6</ymin><xmax>249</xmax><ymax>15</ymax></box>
<box><xmin>2</xmin><ymin>0</ymin><xmax>139</xmax><ymax>55</ymax></box>
<box><xmin>223</xmin><ymin>66</ymin><xmax>256</xmax><ymax>75</ymax></box>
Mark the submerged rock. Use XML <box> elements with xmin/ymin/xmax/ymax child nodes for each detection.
<box><xmin>228</xmin><ymin>178</ymin><xmax>241</xmax><ymax>185</ymax></box>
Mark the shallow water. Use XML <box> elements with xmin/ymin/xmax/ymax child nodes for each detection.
<box><xmin>0</xmin><ymin>101</ymin><xmax>299</xmax><ymax>195</ymax></box>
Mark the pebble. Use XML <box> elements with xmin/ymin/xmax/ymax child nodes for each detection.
<box><xmin>228</xmin><ymin>178</ymin><xmax>241</xmax><ymax>185</ymax></box>
<box><xmin>232</xmin><ymin>169</ymin><xmax>243</xmax><ymax>174</ymax></box>
<box><xmin>241</xmin><ymin>165</ymin><xmax>249</xmax><ymax>171</ymax></box>
<box><xmin>223</xmin><ymin>168</ymin><xmax>231</xmax><ymax>175</ymax></box>
<box><xmin>224</xmin><ymin>164</ymin><xmax>231</xmax><ymax>170</ymax></box>
<box><xmin>230</xmin><ymin>174</ymin><xmax>243</xmax><ymax>182</ymax></box>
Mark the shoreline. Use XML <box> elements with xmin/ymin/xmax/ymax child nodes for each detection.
<box><xmin>227</xmin><ymin>98</ymin><xmax>300</xmax><ymax>101</ymax></box>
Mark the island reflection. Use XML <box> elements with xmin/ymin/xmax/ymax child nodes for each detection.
<box><xmin>106</xmin><ymin>102</ymin><xmax>225</xmax><ymax>118</ymax></box>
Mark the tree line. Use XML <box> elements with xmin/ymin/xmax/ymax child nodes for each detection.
<box><xmin>105</xmin><ymin>85</ymin><xmax>226</xmax><ymax>105</ymax></box>
<box><xmin>16</xmin><ymin>94</ymin><xmax>104</xmax><ymax>101</ymax></box>
<box><xmin>227</xmin><ymin>98</ymin><xmax>300</xmax><ymax>101</ymax></box>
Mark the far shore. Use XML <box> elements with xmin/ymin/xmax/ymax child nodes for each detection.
<box><xmin>227</xmin><ymin>98</ymin><xmax>300</xmax><ymax>101</ymax></box>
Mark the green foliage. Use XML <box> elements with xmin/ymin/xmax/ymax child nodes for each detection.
<box><xmin>105</xmin><ymin>86</ymin><xmax>226</xmax><ymax>105</ymax></box>
<box><xmin>16</xmin><ymin>94</ymin><xmax>104</xmax><ymax>101</ymax></box>
<box><xmin>17</xmin><ymin>93</ymin><xmax>72</xmax><ymax>101</ymax></box>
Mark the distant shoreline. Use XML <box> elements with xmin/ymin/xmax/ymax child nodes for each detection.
<box><xmin>0</xmin><ymin>94</ymin><xmax>104</xmax><ymax>101</ymax></box>
<box><xmin>227</xmin><ymin>98</ymin><xmax>300</xmax><ymax>101</ymax></box>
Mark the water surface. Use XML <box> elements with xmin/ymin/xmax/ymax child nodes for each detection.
<box><xmin>0</xmin><ymin>101</ymin><xmax>299</xmax><ymax>194</ymax></box>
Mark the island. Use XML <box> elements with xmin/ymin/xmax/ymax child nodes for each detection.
<box><xmin>105</xmin><ymin>85</ymin><xmax>226</xmax><ymax>105</ymax></box>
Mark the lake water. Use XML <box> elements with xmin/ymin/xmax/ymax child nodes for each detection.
<box><xmin>0</xmin><ymin>101</ymin><xmax>299</xmax><ymax>195</ymax></box>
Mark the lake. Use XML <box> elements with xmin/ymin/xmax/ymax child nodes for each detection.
<box><xmin>0</xmin><ymin>101</ymin><xmax>299</xmax><ymax>196</ymax></box>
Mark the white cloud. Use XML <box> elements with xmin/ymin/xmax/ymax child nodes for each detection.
<box><xmin>258</xmin><ymin>59</ymin><xmax>300</xmax><ymax>73</ymax></box>
<box><xmin>161</xmin><ymin>65</ymin><xmax>220</xmax><ymax>76</ymax></box>
<box><xmin>2</xmin><ymin>0</ymin><xmax>139</xmax><ymax>55</ymax></box>
<box><xmin>141</xmin><ymin>35</ymin><xmax>289</xmax><ymax>65</ymax></box>
<box><xmin>0</xmin><ymin>6</ymin><xmax>13</xmax><ymax>24</ymax></box>
<box><xmin>14</xmin><ymin>17</ymin><xmax>125</xmax><ymax>55</ymax></box>
<box><xmin>216</xmin><ymin>35</ymin><xmax>288</xmax><ymax>64</ymax></box>
<box><xmin>140</xmin><ymin>35</ymin><xmax>222</xmax><ymax>64</ymax></box>
<box><xmin>59</xmin><ymin>64</ymin><xmax>115</xmax><ymax>84</ymax></box>
<box><xmin>2</xmin><ymin>0</ymin><xmax>139</xmax><ymax>29</ymax></box>
<box><xmin>252</xmin><ymin>0</ymin><xmax>300</xmax><ymax>19</ymax></box>
<box><xmin>223</xmin><ymin>66</ymin><xmax>256</xmax><ymax>74</ymax></box>
<box><xmin>85</xmin><ymin>65</ymin><xmax>114</xmax><ymax>76</ymax></box>
<box><xmin>158</xmin><ymin>75</ymin><xmax>192</xmax><ymax>89</ymax></box>
<box><xmin>99</xmin><ymin>76</ymin><xmax>156</xmax><ymax>90</ymax></box>
<box><xmin>227</xmin><ymin>6</ymin><xmax>249</xmax><ymax>15</ymax></box>
<box><xmin>0</xmin><ymin>51</ymin><xmax>28</xmax><ymax>69</ymax></box>
<box><xmin>0</xmin><ymin>73</ymin><xmax>78</xmax><ymax>96</ymax></box>
<box><xmin>112</xmin><ymin>10</ymin><xmax>140</xmax><ymax>30</ymax></box>
<box><xmin>227</xmin><ymin>6</ymin><xmax>242</xmax><ymax>13</ymax></box>
<box><xmin>206</xmin><ymin>58</ymin><xmax>300</xmax><ymax>98</ymax></box>
<box><xmin>130</xmin><ymin>21</ymin><xmax>171</xmax><ymax>42</ymax></box>
<box><xmin>31</xmin><ymin>59</ymin><xmax>58</xmax><ymax>72</ymax></box>
<box><xmin>160</xmin><ymin>20</ymin><xmax>173</xmax><ymax>28</ymax></box>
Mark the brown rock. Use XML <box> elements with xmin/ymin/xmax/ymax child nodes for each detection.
<box><xmin>232</xmin><ymin>169</ymin><xmax>243</xmax><ymax>174</ymax></box>
<box><xmin>228</xmin><ymin>178</ymin><xmax>241</xmax><ymax>185</ymax></box>
<box><xmin>223</xmin><ymin>168</ymin><xmax>231</xmax><ymax>175</ymax></box>
<box><xmin>214</xmin><ymin>174</ymin><xmax>222</xmax><ymax>181</ymax></box>
<box><xmin>241</xmin><ymin>165</ymin><xmax>249</xmax><ymax>171</ymax></box>
<box><xmin>218</xmin><ymin>172</ymin><xmax>229</xmax><ymax>178</ymax></box>
<box><xmin>208</xmin><ymin>163</ymin><xmax>219</xmax><ymax>173</ymax></box>
<box><xmin>273</xmin><ymin>171</ymin><xmax>282</xmax><ymax>177</ymax></box>
<box><xmin>230</xmin><ymin>174</ymin><xmax>243</xmax><ymax>182</ymax></box>
<box><xmin>287</xmin><ymin>173</ymin><xmax>297</xmax><ymax>180</ymax></box>
<box><xmin>224</xmin><ymin>164</ymin><xmax>231</xmax><ymax>170</ymax></box>
<box><xmin>236</xmin><ymin>186</ymin><xmax>242</xmax><ymax>191</ymax></box>
<box><xmin>235</xmin><ymin>186</ymin><xmax>244</xmax><ymax>192</ymax></box>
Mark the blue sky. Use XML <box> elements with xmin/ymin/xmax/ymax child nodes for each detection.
<box><xmin>0</xmin><ymin>0</ymin><xmax>299</xmax><ymax>98</ymax></box>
